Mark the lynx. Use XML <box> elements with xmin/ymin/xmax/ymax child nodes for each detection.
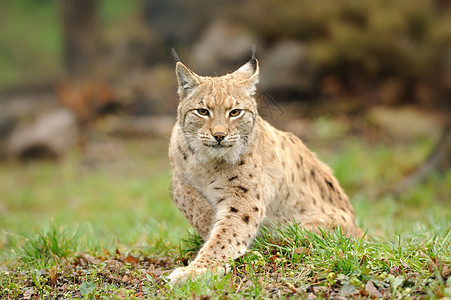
<box><xmin>168</xmin><ymin>49</ymin><xmax>363</xmax><ymax>283</ymax></box>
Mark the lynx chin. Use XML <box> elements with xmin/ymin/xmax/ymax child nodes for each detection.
<box><xmin>168</xmin><ymin>49</ymin><xmax>363</xmax><ymax>283</ymax></box>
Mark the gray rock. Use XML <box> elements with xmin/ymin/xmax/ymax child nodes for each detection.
<box><xmin>7</xmin><ymin>109</ymin><xmax>78</xmax><ymax>160</ymax></box>
<box><xmin>260</xmin><ymin>41</ymin><xmax>317</xmax><ymax>97</ymax></box>
<box><xmin>190</xmin><ymin>20</ymin><xmax>257</xmax><ymax>75</ymax></box>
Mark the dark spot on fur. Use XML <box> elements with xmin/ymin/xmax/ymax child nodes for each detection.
<box><xmin>312</xmin><ymin>198</ymin><xmax>317</xmax><ymax>206</ymax></box>
<box><xmin>329</xmin><ymin>197</ymin><xmax>333</xmax><ymax>203</ymax></box>
<box><xmin>230</xmin><ymin>207</ymin><xmax>238</xmax><ymax>213</ymax></box>
<box><xmin>233</xmin><ymin>233</ymin><xmax>237</xmax><ymax>237</ymax></box>
<box><xmin>243</xmin><ymin>215</ymin><xmax>250</xmax><ymax>223</ymax></box>
<box><xmin>222</xmin><ymin>255</ymin><xmax>226</xmax><ymax>259</ymax></box>
<box><xmin>210</xmin><ymin>179</ymin><xmax>216</xmax><ymax>185</ymax></box>
<box><xmin>229</xmin><ymin>176</ymin><xmax>239</xmax><ymax>181</ymax></box>
<box><xmin>239</xmin><ymin>160</ymin><xmax>245</xmax><ymax>166</ymax></box>
<box><xmin>236</xmin><ymin>241</ymin><xmax>241</xmax><ymax>246</ymax></box>
<box><xmin>249</xmin><ymin>174</ymin><xmax>253</xmax><ymax>178</ymax></box>
<box><xmin>248</xmin><ymin>234</ymin><xmax>251</xmax><ymax>238</ymax></box>
<box><xmin>341</xmin><ymin>216</ymin><xmax>346</xmax><ymax>221</ymax></box>
<box><xmin>217</xmin><ymin>197</ymin><xmax>225</xmax><ymax>204</ymax></box>
<box><xmin>256</xmin><ymin>194</ymin><xmax>260</xmax><ymax>200</ymax></box>
<box><xmin>221</xmin><ymin>246</ymin><xmax>225</xmax><ymax>249</ymax></box>
<box><xmin>325</xmin><ymin>179</ymin><xmax>335</xmax><ymax>191</ymax></box>
<box><xmin>228</xmin><ymin>239</ymin><xmax>232</xmax><ymax>243</ymax></box>
<box><xmin>236</xmin><ymin>186</ymin><xmax>248</xmax><ymax>193</ymax></box>
<box><xmin>291</xmin><ymin>173</ymin><xmax>295</xmax><ymax>182</ymax></box>
<box><xmin>253</xmin><ymin>207</ymin><xmax>259</xmax><ymax>212</ymax></box>
<box><xmin>296</xmin><ymin>162</ymin><xmax>300</xmax><ymax>169</ymax></box>
<box><xmin>177</xmin><ymin>145</ymin><xmax>187</xmax><ymax>160</ymax></box>
<box><xmin>214</xmin><ymin>187</ymin><xmax>222</xmax><ymax>190</ymax></box>
<box><xmin>300</xmin><ymin>155</ymin><xmax>303</xmax><ymax>165</ymax></box>
<box><xmin>311</xmin><ymin>168</ymin><xmax>316</xmax><ymax>178</ymax></box>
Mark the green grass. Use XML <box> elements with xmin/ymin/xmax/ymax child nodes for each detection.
<box><xmin>0</xmin><ymin>119</ymin><xmax>450</xmax><ymax>298</ymax></box>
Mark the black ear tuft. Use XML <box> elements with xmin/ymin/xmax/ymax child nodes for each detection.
<box><xmin>171</xmin><ymin>48</ymin><xmax>180</xmax><ymax>62</ymax></box>
<box><xmin>250</xmin><ymin>45</ymin><xmax>257</xmax><ymax>70</ymax></box>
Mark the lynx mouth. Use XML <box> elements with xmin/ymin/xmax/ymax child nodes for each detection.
<box><xmin>203</xmin><ymin>143</ymin><xmax>233</xmax><ymax>148</ymax></box>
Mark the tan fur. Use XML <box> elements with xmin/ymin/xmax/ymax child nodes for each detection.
<box><xmin>168</xmin><ymin>57</ymin><xmax>362</xmax><ymax>283</ymax></box>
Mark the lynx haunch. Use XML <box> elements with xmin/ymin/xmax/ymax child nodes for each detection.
<box><xmin>168</xmin><ymin>50</ymin><xmax>363</xmax><ymax>283</ymax></box>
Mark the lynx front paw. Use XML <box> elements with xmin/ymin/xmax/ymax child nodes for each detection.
<box><xmin>168</xmin><ymin>265</ymin><xmax>226</xmax><ymax>284</ymax></box>
<box><xmin>168</xmin><ymin>266</ymin><xmax>207</xmax><ymax>284</ymax></box>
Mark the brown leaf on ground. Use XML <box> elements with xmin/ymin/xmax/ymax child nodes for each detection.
<box><xmin>22</xmin><ymin>287</ymin><xmax>34</xmax><ymax>300</ymax></box>
<box><xmin>389</xmin><ymin>265</ymin><xmax>402</xmax><ymax>275</ymax></box>
<box><xmin>49</xmin><ymin>266</ymin><xmax>58</xmax><ymax>286</ymax></box>
<box><xmin>283</xmin><ymin>281</ymin><xmax>299</xmax><ymax>294</ymax></box>
<box><xmin>122</xmin><ymin>274</ymin><xmax>133</xmax><ymax>283</ymax></box>
<box><xmin>294</xmin><ymin>247</ymin><xmax>311</xmax><ymax>255</ymax></box>
<box><xmin>125</xmin><ymin>254</ymin><xmax>139</xmax><ymax>264</ymax></box>
<box><xmin>359</xmin><ymin>254</ymin><xmax>369</xmax><ymax>265</ymax></box>
<box><xmin>116</xmin><ymin>288</ymin><xmax>127</xmax><ymax>299</ymax></box>
<box><xmin>79</xmin><ymin>253</ymin><xmax>99</xmax><ymax>265</ymax></box>
<box><xmin>365</xmin><ymin>280</ymin><xmax>383</xmax><ymax>298</ymax></box>
<box><xmin>441</xmin><ymin>264</ymin><xmax>450</xmax><ymax>278</ymax></box>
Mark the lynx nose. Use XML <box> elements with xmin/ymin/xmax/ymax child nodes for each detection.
<box><xmin>213</xmin><ymin>132</ymin><xmax>226</xmax><ymax>142</ymax></box>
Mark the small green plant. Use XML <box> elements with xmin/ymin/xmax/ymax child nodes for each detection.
<box><xmin>17</xmin><ymin>223</ymin><xmax>80</xmax><ymax>268</ymax></box>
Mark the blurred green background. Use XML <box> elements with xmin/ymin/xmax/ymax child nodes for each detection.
<box><xmin>0</xmin><ymin>0</ymin><xmax>450</xmax><ymax>262</ymax></box>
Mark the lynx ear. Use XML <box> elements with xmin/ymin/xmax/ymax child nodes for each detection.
<box><xmin>175</xmin><ymin>62</ymin><xmax>200</xmax><ymax>98</ymax></box>
<box><xmin>234</xmin><ymin>46</ymin><xmax>259</xmax><ymax>95</ymax></box>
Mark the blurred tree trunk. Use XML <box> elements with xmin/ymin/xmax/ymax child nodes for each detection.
<box><xmin>60</xmin><ymin>0</ymin><xmax>115</xmax><ymax>126</ymax></box>
<box><xmin>62</xmin><ymin>0</ymin><xmax>99</xmax><ymax>76</ymax></box>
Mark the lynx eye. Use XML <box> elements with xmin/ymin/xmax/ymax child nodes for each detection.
<box><xmin>229</xmin><ymin>109</ymin><xmax>242</xmax><ymax>117</ymax></box>
<box><xmin>196</xmin><ymin>109</ymin><xmax>210</xmax><ymax>116</ymax></box>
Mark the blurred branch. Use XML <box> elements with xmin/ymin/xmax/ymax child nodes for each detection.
<box><xmin>394</xmin><ymin>123</ymin><xmax>451</xmax><ymax>195</ymax></box>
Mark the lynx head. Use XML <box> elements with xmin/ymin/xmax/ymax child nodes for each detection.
<box><xmin>174</xmin><ymin>53</ymin><xmax>260</xmax><ymax>165</ymax></box>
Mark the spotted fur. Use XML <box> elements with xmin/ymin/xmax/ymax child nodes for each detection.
<box><xmin>168</xmin><ymin>55</ymin><xmax>363</xmax><ymax>283</ymax></box>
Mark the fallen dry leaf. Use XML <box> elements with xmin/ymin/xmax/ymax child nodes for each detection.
<box><xmin>22</xmin><ymin>287</ymin><xmax>34</xmax><ymax>300</ymax></box>
<box><xmin>294</xmin><ymin>247</ymin><xmax>311</xmax><ymax>255</ymax></box>
<box><xmin>125</xmin><ymin>254</ymin><xmax>139</xmax><ymax>264</ymax></box>
<box><xmin>283</xmin><ymin>281</ymin><xmax>299</xmax><ymax>293</ymax></box>
<box><xmin>116</xmin><ymin>287</ymin><xmax>127</xmax><ymax>299</ymax></box>
<box><xmin>49</xmin><ymin>266</ymin><xmax>58</xmax><ymax>286</ymax></box>
<box><xmin>79</xmin><ymin>253</ymin><xmax>99</xmax><ymax>265</ymax></box>
<box><xmin>365</xmin><ymin>280</ymin><xmax>383</xmax><ymax>298</ymax></box>
<box><xmin>122</xmin><ymin>274</ymin><xmax>133</xmax><ymax>283</ymax></box>
<box><xmin>390</xmin><ymin>265</ymin><xmax>402</xmax><ymax>275</ymax></box>
<box><xmin>442</xmin><ymin>264</ymin><xmax>450</xmax><ymax>278</ymax></box>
